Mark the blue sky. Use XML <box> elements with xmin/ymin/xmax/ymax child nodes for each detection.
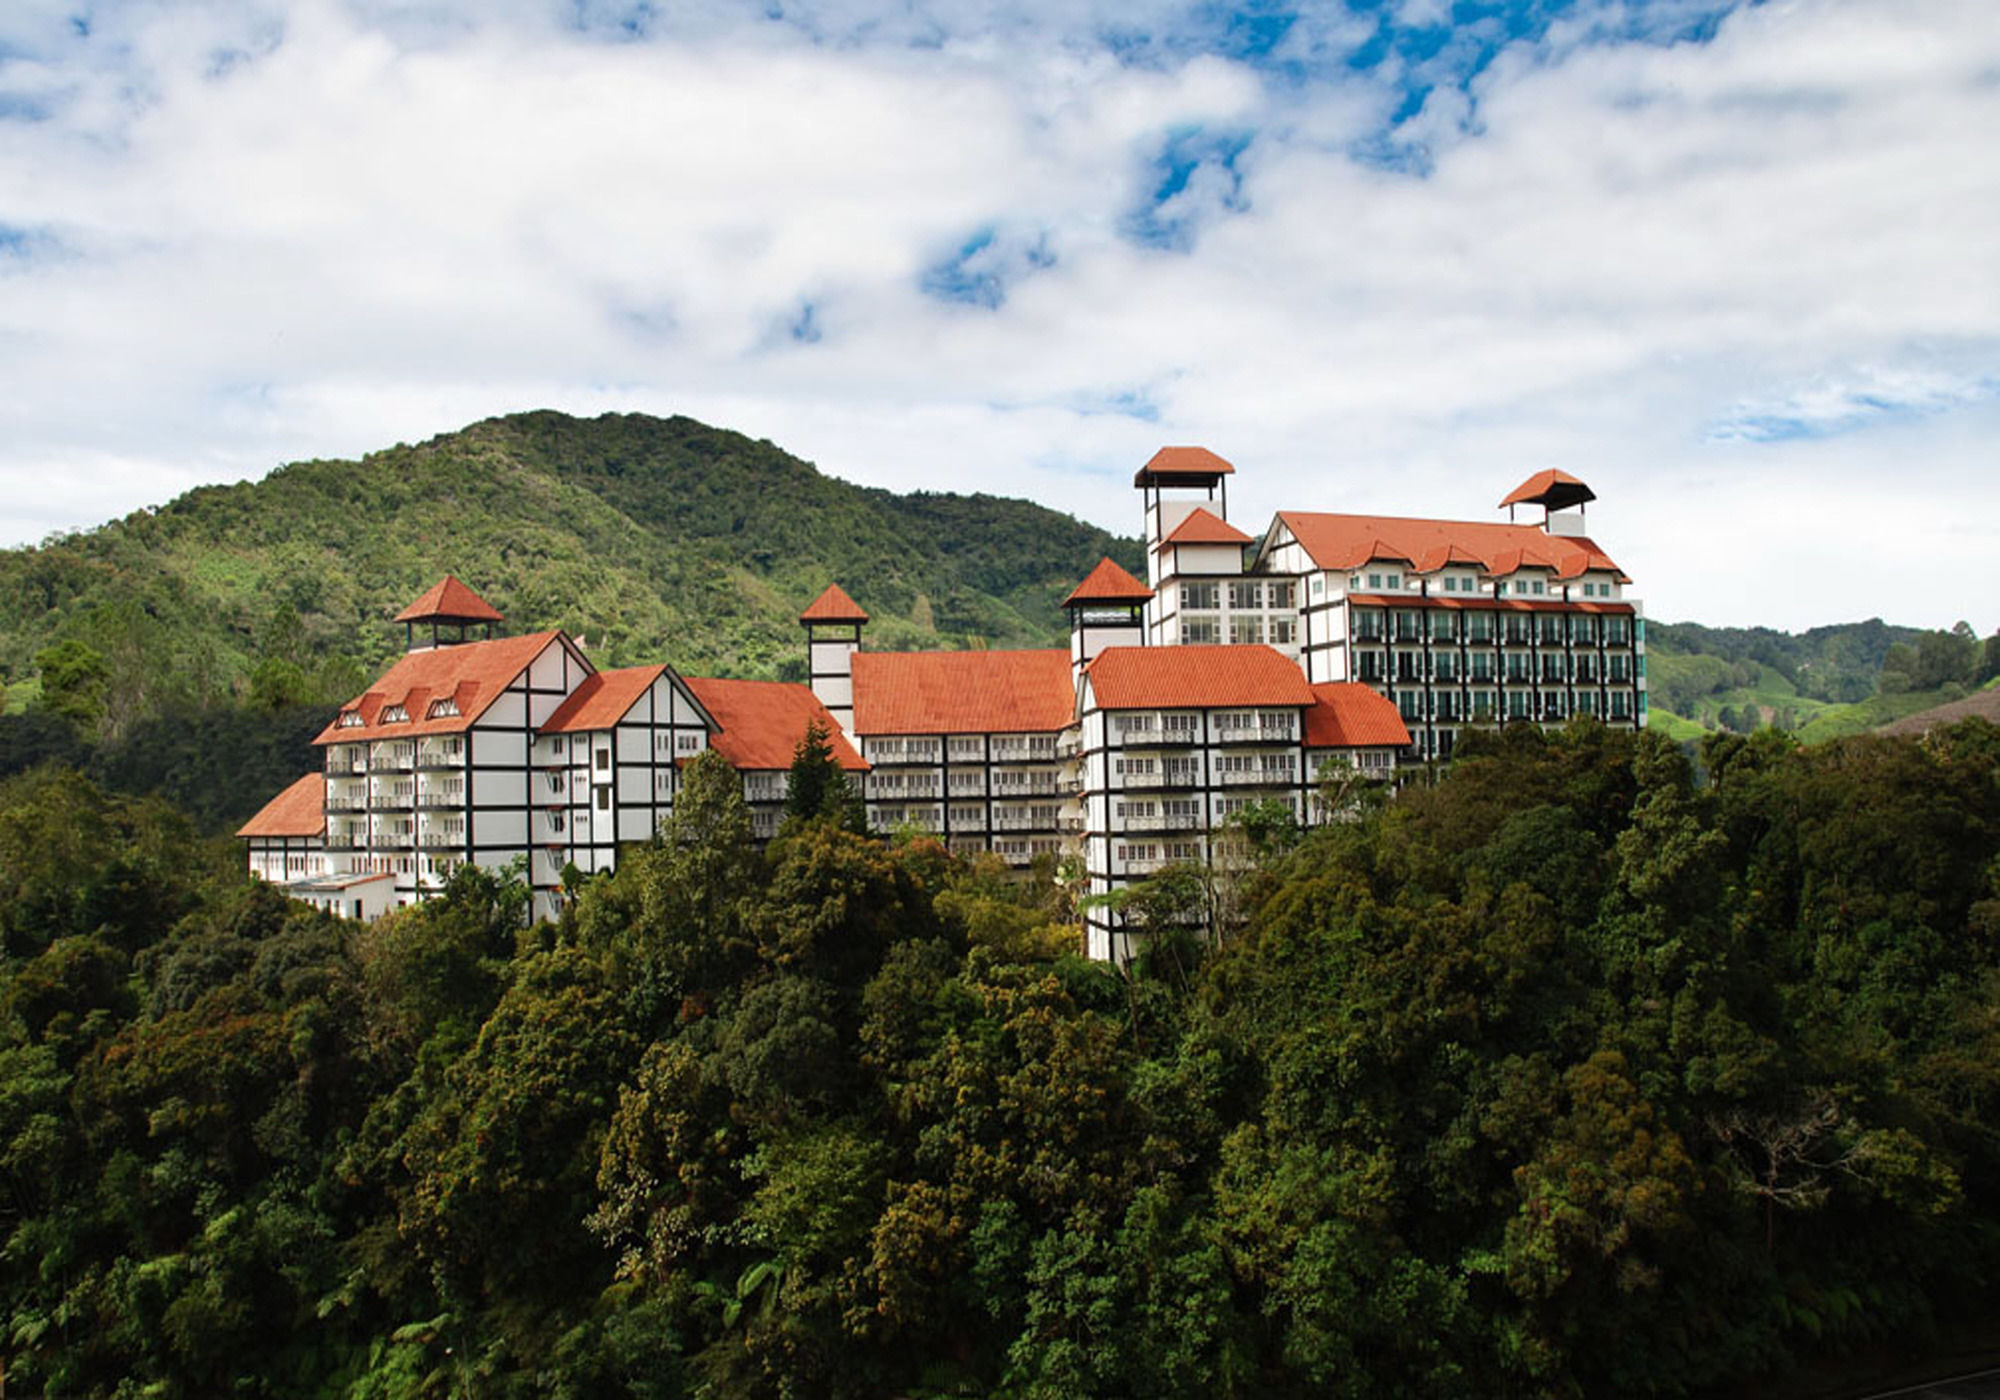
<box><xmin>0</xmin><ymin>0</ymin><xmax>1995</xmax><ymax>630</ymax></box>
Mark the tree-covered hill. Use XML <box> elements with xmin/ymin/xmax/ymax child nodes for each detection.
<box><xmin>0</xmin><ymin>410</ymin><xmax>1145</xmax><ymax>722</ymax></box>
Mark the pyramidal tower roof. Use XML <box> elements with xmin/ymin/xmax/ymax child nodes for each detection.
<box><xmin>1062</xmin><ymin>557</ymin><xmax>1154</xmax><ymax>607</ymax></box>
<box><xmin>395</xmin><ymin>576</ymin><xmax>505</xmax><ymax>625</ymax></box>
<box><xmin>800</xmin><ymin>583</ymin><xmax>869</xmax><ymax>625</ymax></box>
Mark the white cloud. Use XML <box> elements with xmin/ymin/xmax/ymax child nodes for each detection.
<box><xmin>0</xmin><ymin>0</ymin><xmax>1995</xmax><ymax>634</ymax></box>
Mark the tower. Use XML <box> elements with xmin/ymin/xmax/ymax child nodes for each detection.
<box><xmin>800</xmin><ymin>583</ymin><xmax>867</xmax><ymax>734</ymax></box>
<box><xmin>395</xmin><ymin>576</ymin><xmax>504</xmax><ymax>651</ymax></box>
<box><xmin>1500</xmin><ymin>469</ymin><xmax>1597</xmax><ymax>537</ymax></box>
<box><xmin>1061</xmin><ymin>557</ymin><xmax>1152</xmax><ymax>689</ymax></box>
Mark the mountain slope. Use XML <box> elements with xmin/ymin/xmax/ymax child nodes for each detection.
<box><xmin>0</xmin><ymin>411</ymin><xmax>1145</xmax><ymax>709</ymax></box>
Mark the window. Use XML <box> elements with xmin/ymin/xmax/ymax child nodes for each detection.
<box><xmin>1313</xmin><ymin>576</ymin><xmax>1326</xmax><ymax>597</ymax></box>
<box><xmin>545</xmin><ymin>772</ymin><xmax>566</xmax><ymax>794</ymax></box>
<box><xmin>1386</xmin><ymin>574</ymin><xmax>1403</xmax><ymax>589</ymax></box>
<box><xmin>677</xmin><ymin>733</ymin><xmax>702</xmax><ymax>752</ymax></box>
<box><xmin>1471</xmin><ymin>653</ymin><xmax>1492</xmax><ymax>681</ymax></box>
<box><xmin>1270</xmin><ymin>617</ymin><xmax>1295</xmax><ymax>646</ymax></box>
<box><xmin>548</xmin><ymin>810</ymin><xmax>566</xmax><ymax>833</ymax></box>
<box><xmin>426</xmin><ymin>698</ymin><xmax>459</xmax><ymax>719</ymax></box>
<box><xmin>1353</xmin><ymin>610</ymin><xmax>1384</xmax><ymax>641</ymax></box>
<box><xmin>550</xmin><ymin>737</ymin><xmax>565</xmax><ymax>756</ymax></box>
<box><xmin>1117</xmin><ymin>713</ymin><xmax>1156</xmax><ymax>734</ymax></box>
<box><xmin>1182</xmin><ymin>582</ymin><xmax>1220</xmax><ymax>610</ymax></box>
<box><xmin>1367</xmin><ymin>573</ymin><xmax>1382</xmax><ymax>590</ymax></box>
<box><xmin>596</xmin><ymin>787</ymin><xmax>610</xmax><ymax>811</ymax></box>
<box><xmin>1268</xmin><ymin>581</ymin><xmax>1295</xmax><ymax>609</ymax></box>
<box><xmin>595</xmin><ymin>749</ymin><xmax>611</xmax><ymax>772</ymax></box>
<box><xmin>338</xmin><ymin>710</ymin><xmax>363</xmax><ymax>727</ymax></box>
<box><xmin>379</xmin><ymin>704</ymin><xmax>409</xmax><ymax>724</ymax></box>
<box><xmin>1181</xmin><ymin>615</ymin><xmax>1221</xmax><ymax>645</ymax></box>
<box><xmin>1508</xmin><ymin>691</ymin><xmax>1528</xmax><ymax>718</ymax></box>
<box><xmin>1230</xmin><ymin>615</ymin><xmax>1265</xmax><ymax>646</ymax></box>
<box><xmin>1469</xmin><ymin>614</ymin><xmax>1493</xmax><ymax>642</ymax></box>
<box><xmin>1495</xmin><ymin>582</ymin><xmax>1507</xmax><ymax>597</ymax></box>
<box><xmin>1228</xmin><ymin>581</ymin><xmax>1261</xmax><ymax>610</ymax></box>
<box><xmin>1532</xmin><ymin>580</ymin><xmax>1546</xmax><ymax>596</ymax></box>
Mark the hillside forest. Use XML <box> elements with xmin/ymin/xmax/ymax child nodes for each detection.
<box><xmin>3</xmin><ymin>716</ymin><xmax>1999</xmax><ymax>1397</ymax></box>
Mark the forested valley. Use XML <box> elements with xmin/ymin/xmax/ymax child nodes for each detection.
<box><xmin>4</xmin><ymin>716</ymin><xmax>1999</xmax><ymax>1397</ymax></box>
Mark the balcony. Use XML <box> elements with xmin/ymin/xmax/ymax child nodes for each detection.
<box><xmin>325</xmin><ymin>834</ymin><xmax>364</xmax><ymax>850</ymax></box>
<box><xmin>372</xmin><ymin>830</ymin><xmax>413</xmax><ymax>850</ymax></box>
<box><xmin>1214</xmin><ymin>724</ymin><xmax>1296</xmax><ymax>744</ymax></box>
<box><xmin>1217</xmin><ymin>768</ymin><xmax>1296</xmax><ymax>787</ymax></box>
<box><xmin>991</xmin><ymin>815</ymin><xmax>1056</xmax><ymax>832</ymax></box>
<box><xmin>418</xmin><ymin>831</ymin><xmax>462</xmax><ymax>851</ymax></box>
<box><xmin>327</xmin><ymin>758</ymin><xmax>367</xmax><ymax>776</ymax></box>
<box><xmin>416</xmin><ymin>789</ymin><xmax>464</xmax><ymax>810</ymax></box>
<box><xmin>947</xmin><ymin>777</ymin><xmax>987</xmax><ymax>798</ymax></box>
<box><xmin>327</xmin><ymin>795</ymin><xmax>368</xmax><ymax>813</ymax></box>
<box><xmin>416</xmin><ymin>747</ymin><xmax>465</xmax><ymax>771</ymax></box>
<box><xmin>1122</xmin><ymin>812</ymin><xmax>1203</xmax><ymax>833</ymax></box>
<box><xmin>950</xmin><ymin>813</ymin><xmax>988</xmax><ymax>832</ymax></box>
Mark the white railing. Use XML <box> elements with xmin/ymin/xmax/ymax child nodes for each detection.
<box><xmin>1216</xmin><ymin>768</ymin><xmax>1295</xmax><ymax>787</ymax></box>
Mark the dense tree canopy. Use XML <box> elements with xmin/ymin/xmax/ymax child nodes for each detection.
<box><xmin>3</xmin><ymin>719</ymin><xmax>1999</xmax><ymax>1396</ymax></box>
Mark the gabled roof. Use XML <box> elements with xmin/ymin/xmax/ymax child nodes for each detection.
<box><xmin>685</xmin><ymin>677</ymin><xmax>868</xmax><ymax>772</ymax></box>
<box><xmin>1160</xmin><ymin>507</ymin><xmax>1253</xmax><ymax>548</ymax></box>
<box><xmin>542</xmin><ymin>665</ymin><xmax>672</xmax><ymax>735</ymax></box>
<box><xmin>315</xmin><ymin>630</ymin><xmax>574</xmax><ymax>744</ymax></box>
<box><xmin>851</xmin><ymin>649</ymin><xmax>1076</xmax><ymax>735</ymax></box>
<box><xmin>237</xmin><ymin>773</ymin><xmax>327</xmax><ymax>839</ymax></box>
<box><xmin>1063</xmin><ymin>557</ymin><xmax>1154</xmax><ymax>607</ymax></box>
<box><xmin>1276</xmin><ymin>511</ymin><xmax>1627</xmax><ymax>582</ymax></box>
<box><xmin>1303</xmin><ymin>683</ymin><xmax>1410</xmax><ymax>749</ymax></box>
<box><xmin>395</xmin><ymin>575</ymin><xmax>505</xmax><ymax>624</ymax></box>
<box><xmin>1134</xmin><ymin>446</ymin><xmax>1235</xmax><ymax>488</ymax></box>
<box><xmin>1500</xmin><ymin>469</ymin><xmax>1596</xmax><ymax>511</ymax></box>
<box><xmin>1085</xmin><ymin>645</ymin><xmax>1314</xmax><ymax>711</ymax></box>
<box><xmin>800</xmin><ymin>584</ymin><xmax>869</xmax><ymax>625</ymax></box>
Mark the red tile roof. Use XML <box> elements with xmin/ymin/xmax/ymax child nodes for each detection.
<box><xmin>1500</xmin><ymin>469</ymin><xmax>1596</xmax><ymax>510</ymax></box>
<box><xmin>314</xmin><ymin>631</ymin><xmax>572</xmax><ymax>744</ymax></box>
<box><xmin>1303</xmin><ymin>683</ymin><xmax>1410</xmax><ymax>749</ymax></box>
<box><xmin>1063</xmin><ymin>557</ymin><xmax>1154</xmax><ymax>606</ymax></box>
<box><xmin>237</xmin><ymin>772</ymin><xmax>327</xmax><ymax>839</ymax></box>
<box><xmin>1161</xmin><ymin>507</ymin><xmax>1253</xmax><ymax>547</ymax></box>
<box><xmin>685</xmin><ymin>677</ymin><xmax>868</xmax><ymax>772</ymax></box>
<box><xmin>851</xmin><ymin>649</ymin><xmax>1075</xmax><ymax>735</ymax></box>
<box><xmin>395</xmin><ymin>575</ymin><xmax>505</xmax><ymax>623</ymax></box>
<box><xmin>1085</xmin><ymin>645</ymin><xmax>1314</xmax><ymax>711</ymax></box>
<box><xmin>800</xmin><ymin>583</ymin><xmax>869</xmax><ymax>624</ymax></box>
<box><xmin>541</xmin><ymin>665</ymin><xmax>675</xmax><ymax>735</ymax></box>
<box><xmin>1277</xmin><ymin>511</ymin><xmax>1627</xmax><ymax>582</ymax></box>
<box><xmin>1134</xmin><ymin>446</ymin><xmax>1235</xmax><ymax>487</ymax></box>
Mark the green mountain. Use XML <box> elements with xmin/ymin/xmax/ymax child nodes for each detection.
<box><xmin>0</xmin><ymin>410</ymin><xmax>1145</xmax><ymax>721</ymax></box>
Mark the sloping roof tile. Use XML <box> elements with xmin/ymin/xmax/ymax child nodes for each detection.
<box><xmin>1134</xmin><ymin>446</ymin><xmax>1236</xmax><ymax>487</ymax></box>
<box><xmin>1086</xmin><ymin>645</ymin><xmax>1314</xmax><ymax>710</ymax></box>
<box><xmin>1063</xmin><ymin>557</ymin><xmax>1154</xmax><ymax>606</ymax></box>
<box><xmin>1303</xmin><ymin>683</ymin><xmax>1411</xmax><ymax>749</ymax></box>
<box><xmin>237</xmin><ymin>772</ymin><xmax>327</xmax><ymax>839</ymax></box>
<box><xmin>1500</xmin><ymin>469</ymin><xmax>1596</xmax><ymax>510</ymax></box>
<box><xmin>1279</xmin><ymin>511</ymin><xmax>1626</xmax><ymax>582</ymax></box>
<box><xmin>800</xmin><ymin>584</ymin><xmax>869</xmax><ymax>624</ymax></box>
<box><xmin>685</xmin><ymin>677</ymin><xmax>868</xmax><ymax>772</ymax></box>
<box><xmin>1161</xmin><ymin>507</ymin><xmax>1252</xmax><ymax>547</ymax></box>
<box><xmin>315</xmin><ymin>631</ymin><xmax>572</xmax><ymax>744</ymax></box>
<box><xmin>541</xmin><ymin>665</ymin><xmax>671</xmax><ymax>734</ymax></box>
<box><xmin>395</xmin><ymin>575</ymin><xmax>505</xmax><ymax>623</ymax></box>
<box><xmin>851</xmin><ymin>649</ymin><xmax>1075</xmax><ymax>735</ymax></box>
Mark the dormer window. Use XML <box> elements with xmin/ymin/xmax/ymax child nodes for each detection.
<box><xmin>379</xmin><ymin>704</ymin><xmax>409</xmax><ymax>724</ymax></box>
<box><xmin>337</xmin><ymin>711</ymin><xmax>363</xmax><ymax>728</ymax></box>
<box><xmin>427</xmin><ymin>698</ymin><xmax>460</xmax><ymax>719</ymax></box>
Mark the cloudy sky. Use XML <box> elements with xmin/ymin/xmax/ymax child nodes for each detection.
<box><xmin>0</xmin><ymin>0</ymin><xmax>1995</xmax><ymax>631</ymax></box>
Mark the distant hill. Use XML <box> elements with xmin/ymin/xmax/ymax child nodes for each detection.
<box><xmin>1878</xmin><ymin>683</ymin><xmax>2000</xmax><ymax>737</ymax></box>
<box><xmin>0</xmin><ymin>411</ymin><xmax>1145</xmax><ymax>727</ymax></box>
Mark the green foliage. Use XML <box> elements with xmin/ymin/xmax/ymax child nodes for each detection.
<box><xmin>6</xmin><ymin>726</ymin><xmax>2000</xmax><ymax>1396</ymax></box>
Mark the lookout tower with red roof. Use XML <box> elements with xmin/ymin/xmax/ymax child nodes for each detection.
<box><xmin>1500</xmin><ymin>469</ymin><xmax>1597</xmax><ymax>536</ymax></box>
<box><xmin>800</xmin><ymin>583</ymin><xmax>868</xmax><ymax>734</ymax></box>
<box><xmin>1062</xmin><ymin>557</ymin><xmax>1152</xmax><ymax>686</ymax></box>
<box><xmin>1134</xmin><ymin>446</ymin><xmax>1235</xmax><ymax>591</ymax></box>
<box><xmin>396</xmin><ymin>576</ymin><xmax>505</xmax><ymax>652</ymax></box>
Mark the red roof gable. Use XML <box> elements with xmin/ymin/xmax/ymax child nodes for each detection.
<box><xmin>1085</xmin><ymin>645</ymin><xmax>1314</xmax><ymax>710</ymax></box>
<box><xmin>541</xmin><ymin>665</ymin><xmax>674</xmax><ymax>735</ymax></box>
<box><xmin>1063</xmin><ymin>557</ymin><xmax>1154</xmax><ymax>606</ymax></box>
<box><xmin>1134</xmin><ymin>446</ymin><xmax>1235</xmax><ymax>487</ymax></box>
<box><xmin>1277</xmin><ymin>511</ymin><xmax>1626</xmax><ymax>582</ymax></box>
<box><xmin>685</xmin><ymin>677</ymin><xmax>867</xmax><ymax>772</ymax></box>
<box><xmin>800</xmin><ymin>584</ymin><xmax>869</xmax><ymax>624</ymax></box>
<box><xmin>237</xmin><ymin>772</ymin><xmax>327</xmax><ymax>839</ymax></box>
<box><xmin>1500</xmin><ymin>469</ymin><xmax>1596</xmax><ymax>510</ymax></box>
<box><xmin>1303</xmin><ymin>683</ymin><xmax>1410</xmax><ymax>749</ymax></box>
<box><xmin>1161</xmin><ymin>507</ymin><xmax>1252</xmax><ymax>548</ymax></box>
<box><xmin>851</xmin><ymin>649</ymin><xmax>1075</xmax><ymax>735</ymax></box>
<box><xmin>395</xmin><ymin>575</ymin><xmax>505</xmax><ymax>624</ymax></box>
<box><xmin>315</xmin><ymin>631</ymin><xmax>573</xmax><ymax>744</ymax></box>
